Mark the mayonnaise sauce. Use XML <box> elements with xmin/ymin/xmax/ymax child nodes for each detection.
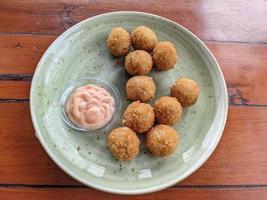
<box><xmin>66</xmin><ymin>84</ymin><xmax>115</xmax><ymax>129</ymax></box>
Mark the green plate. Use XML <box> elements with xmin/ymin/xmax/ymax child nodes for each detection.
<box><xmin>30</xmin><ymin>11</ymin><xmax>228</xmax><ymax>195</ymax></box>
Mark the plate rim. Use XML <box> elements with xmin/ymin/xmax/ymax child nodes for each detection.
<box><xmin>30</xmin><ymin>11</ymin><xmax>228</xmax><ymax>195</ymax></box>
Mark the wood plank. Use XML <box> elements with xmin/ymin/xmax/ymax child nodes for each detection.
<box><xmin>0</xmin><ymin>81</ymin><xmax>30</xmax><ymax>99</ymax></box>
<box><xmin>0</xmin><ymin>102</ymin><xmax>78</xmax><ymax>185</ymax></box>
<box><xmin>1</xmin><ymin>0</ymin><xmax>267</xmax><ymax>43</ymax></box>
<box><xmin>206</xmin><ymin>42</ymin><xmax>267</xmax><ymax>105</ymax></box>
<box><xmin>0</xmin><ymin>34</ymin><xmax>55</xmax><ymax>74</ymax></box>
<box><xmin>0</xmin><ymin>102</ymin><xmax>267</xmax><ymax>185</ymax></box>
<box><xmin>1</xmin><ymin>188</ymin><xmax>267</xmax><ymax>200</ymax></box>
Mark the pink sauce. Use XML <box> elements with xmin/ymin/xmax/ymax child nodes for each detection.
<box><xmin>66</xmin><ymin>84</ymin><xmax>115</xmax><ymax>129</ymax></box>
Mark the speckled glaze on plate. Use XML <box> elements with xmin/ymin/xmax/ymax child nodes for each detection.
<box><xmin>30</xmin><ymin>11</ymin><xmax>228</xmax><ymax>195</ymax></box>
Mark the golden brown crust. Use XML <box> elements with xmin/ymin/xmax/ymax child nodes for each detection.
<box><xmin>152</xmin><ymin>41</ymin><xmax>177</xmax><ymax>70</ymax></box>
<box><xmin>126</xmin><ymin>75</ymin><xmax>156</xmax><ymax>102</ymax></box>
<box><xmin>171</xmin><ymin>78</ymin><xmax>200</xmax><ymax>107</ymax></box>
<box><xmin>108</xmin><ymin>127</ymin><xmax>140</xmax><ymax>161</ymax></box>
<box><xmin>125</xmin><ymin>50</ymin><xmax>153</xmax><ymax>75</ymax></box>
<box><xmin>154</xmin><ymin>96</ymin><xmax>182</xmax><ymax>125</ymax></box>
<box><xmin>131</xmin><ymin>26</ymin><xmax>158</xmax><ymax>52</ymax></box>
<box><xmin>107</xmin><ymin>27</ymin><xmax>131</xmax><ymax>57</ymax></box>
<box><xmin>146</xmin><ymin>124</ymin><xmax>179</xmax><ymax>157</ymax></box>
<box><xmin>123</xmin><ymin>101</ymin><xmax>155</xmax><ymax>133</ymax></box>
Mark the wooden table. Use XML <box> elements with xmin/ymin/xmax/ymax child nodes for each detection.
<box><xmin>1</xmin><ymin>0</ymin><xmax>267</xmax><ymax>199</ymax></box>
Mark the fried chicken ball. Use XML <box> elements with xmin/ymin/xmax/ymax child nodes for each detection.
<box><xmin>125</xmin><ymin>50</ymin><xmax>153</xmax><ymax>75</ymax></box>
<box><xmin>152</xmin><ymin>41</ymin><xmax>177</xmax><ymax>70</ymax></box>
<box><xmin>171</xmin><ymin>78</ymin><xmax>200</xmax><ymax>107</ymax></box>
<box><xmin>123</xmin><ymin>101</ymin><xmax>155</xmax><ymax>133</ymax></box>
<box><xmin>131</xmin><ymin>26</ymin><xmax>158</xmax><ymax>52</ymax></box>
<box><xmin>154</xmin><ymin>96</ymin><xmax>182</xmax><ymax>125</ymax></box>
<box><xmin>108</xmin><ymin>127</ymin><xmax>140</xmax><ymax>161</ymax></box>
<box><xmin>126</xmin><ymin>76</ymin><xmax>156</xmax><ymax>102</ymax></box>
<box><xmin>107</xmin><ymin>27</ymin><xmax>131</xmax><ymax>57</ymax></box>
<box><xmin>146</xmin><ymin>124</ymin><xmax>179</xmax><ymax>157</ymax></box>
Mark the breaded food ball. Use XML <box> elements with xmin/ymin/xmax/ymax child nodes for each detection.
<box><xmin>146</xmin><ymin>124</ymin><xmax>179</xmax><ymax>157</ymax></box>
<box><xmin>171</xmin><ymin>78</ymin><xmax>200</xmax><ymax>107</ymax></box>
<box><xmin>123</xmin><ymin>101</ymin><xmax>155</xmax><ymax>133</ymax></box>
<box><xmin>152</xmin><ymin>41</ymin><xmax>177</xmax><ymax>70</ymax></box>
<box><xmin>108</xmin><ymin>127</ymin><xmax>140</xmax><ymax>161</ymax></box>
<box><xmin>125</xmin><ymin>50</ymin><xmax>153</xmax><ymax>75</ymax></box>
<box><xmin>131</xmin><ymin>26</ymin><xmax>158</xmax><ymax>52</ymax></box>
<box><xmin>107</xmin><ymin>27</ymin><xmax>131</xmax><ymax>57</ymax></box>
<box><xmin>126</xmin><ymin>76</ymin><xmax>156</xmax><ymax>102</ymax></box>
<box><xmin>154</xmin><ymin>96</ymin><xmax>182</xmax><ymax>125</ymax></box>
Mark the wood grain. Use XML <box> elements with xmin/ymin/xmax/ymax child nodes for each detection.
<box><xmin>0</xmin><ymin>102</ymin><xmax>267</xmax><ymax>185</ymax></box>
<box><xmin>1</xmin><ymin>188</ymin><xmax>267</xmax><ymax>200</ymax></box>
<box><xmin>0</xmin><ymin>102</ymin><xmax>78</xmax><ymax>185</ymax></box>
<box><xmin>0</xmin><ymin>34</ymin><xmax>55</xmax><ymax>74</ymax></box>
<box><xmin>207</xmin><ymin>42</ymin><xmax>267</xmax><ymax>105</ymax></box>
<box><xmin>0</xmin><ymin>81</ymin><xmax>30</xmax><ymax>99</ymax></box>
<box><xmin>1</xmin><ymin>0</ymin><xmax>267</xmax><ymax>43</ymax></box>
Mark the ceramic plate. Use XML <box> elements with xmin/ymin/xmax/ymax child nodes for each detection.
<box><xmin>30</xmin><ymin>11</ymin><xmax>228</xmax><ymax>195</ymax></box>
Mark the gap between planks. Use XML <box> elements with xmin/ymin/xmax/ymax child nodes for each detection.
<box><xmin>0</xmin><ymin>74</ymin><xmax>32</xmax><ymax>81</ymax></box>
<box><xmin>1</xmin><ymin>99</ymin><xmax>267</xmax><ymax>107</ymax></box>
